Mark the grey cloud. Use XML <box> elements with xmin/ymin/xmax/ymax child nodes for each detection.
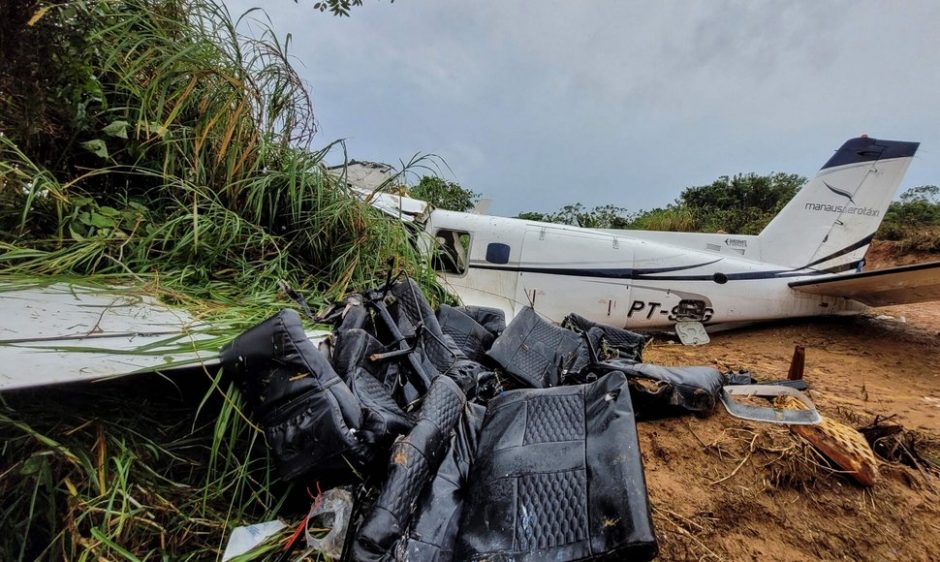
<box><xmin>226</xmin><ymin>0</ymin><xmax>940</xmax><ymax>215</ymax></box>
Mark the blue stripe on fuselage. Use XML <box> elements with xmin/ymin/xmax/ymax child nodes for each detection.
<box><xmin>467</xmin><ymin>263</ymin><xmax>827</xmax><ymax>281</ymax></box>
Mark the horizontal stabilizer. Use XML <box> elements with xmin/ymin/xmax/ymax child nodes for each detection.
<box><xmin>789</xmin><ymin>261</ymin><xmax>940</xmax><ymax>307</ymax></box>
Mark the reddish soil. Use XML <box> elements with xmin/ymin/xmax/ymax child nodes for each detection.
<box><xmin>864</xmin><ymin>239</ymin><xmax>939</xmax><ymax>270</ymax></box>
<box><xmin>636</xmin><ymin>242</ymin><xmax>940</xmax><ymax>561</ymax></box>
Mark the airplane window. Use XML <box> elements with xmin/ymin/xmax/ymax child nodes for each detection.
<box><xmin>485</xmin><ymin>243</ymin><xmax>511</xmax><ymax>264</ymax></box>
<box><xmin>432</xmin><ymin>229</ymin><xmax>470</xmax><ymax>275</ymax></box>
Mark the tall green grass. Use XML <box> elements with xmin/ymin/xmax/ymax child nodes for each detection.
<box><xmin>1</xmin><ymin>0</ymin><xmax>432</xmax><ymax>306</ymax></box>
<box><xmin>0</xmin><ymin>373</ymin><xmax>296</xmax><ymax>560</ymax></box>
<box><xmin>0</xmin><ymin>1</ymin><xmax>439</xmax><ymax>559</ymax></box>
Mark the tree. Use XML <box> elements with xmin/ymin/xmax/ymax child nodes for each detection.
<box><xmin>883</xmin><ymin>185</ymin><xmax>940</xmax><ymax>227</ymax></box>
<box><xmin>676</xmin><ymin>172</ymin><xmax>805</xmax><ymax>234</ymax></box>
<box><xmin>515</xmin><ymin>203</ymin><xmax>633</xmax><ymax>228</ymax></box>
<box><xmin>305</xmin><ymin>1</ymin><xmax>393</xmax><ymax>17</ymax></box>
<box><xmin>516</xmin><ymin>211</ymin><xmax>550</xmax><ymax>222</ymax></box>
<box><xmin>516</xmin><ymin>172</ymin><xmax>804</xmax><ymax>234</ymax></box>
<box><xmin>409</xmin><ymin>176</ymin><xmax>480</xmax><ymax>212</ymax></box>
<box><xmin>878</xmin><ymin>185</ymin><xmax>940</xmax><ymax>242</ymax></box>
<box><xmin>898</xmin><ymin>184</ymin><xmax>939</xmax><ymax>203</ymax></box>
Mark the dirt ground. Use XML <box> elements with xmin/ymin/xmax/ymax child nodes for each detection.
<box><xmin>637</xmin><ymin>292</ymin><xmax>940</xmax><ymax>560</ymax></box>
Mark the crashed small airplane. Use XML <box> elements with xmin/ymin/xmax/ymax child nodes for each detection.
<box><xmin>369</xmin><ymin>136</ymin><xmax>940</xmax><ymax>341</ymax></box>
<box><xmin>2</xmin><ymin>135</ymin><xmax>938</xmax><ymax>389</ymax></box>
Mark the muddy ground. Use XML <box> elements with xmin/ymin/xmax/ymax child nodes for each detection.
<box><xmin>638</xmin><ymin>296</ymin><xmax>940</xmax><ymax>561</ymax></box>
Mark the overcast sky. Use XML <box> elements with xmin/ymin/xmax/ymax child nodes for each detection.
<box><xmin>226</xmin><ymin>1</ymin><xmax>939</xmax><ymax>216</ymax></box>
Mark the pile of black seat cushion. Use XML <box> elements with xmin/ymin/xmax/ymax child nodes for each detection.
<box><xmin>221</xmin><ymin>278</ymin><xmax>725</xmax><ymax>562</ymax></box>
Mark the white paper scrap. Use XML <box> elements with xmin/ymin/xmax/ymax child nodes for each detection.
<box><xmin>222</xmin><ymin>519</ymin><xmax>286</xmax><ymax>561</ymax></box>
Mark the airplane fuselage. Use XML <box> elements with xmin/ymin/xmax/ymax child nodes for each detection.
<box><xmin>424</xmin><ymin>210</ymin><xmax>864</xmax><ymax>329</ymax></box>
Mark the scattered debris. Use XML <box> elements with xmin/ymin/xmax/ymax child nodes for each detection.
<box><xmin>218</xmin><ymin>275</ymin><xmax>938</xmax><ymax>561</ymax></box>
<box><xmin>221</xmin><ymin>309</ymin><xmax>388</xmax><ymax>486</ymax></box>
<box><xmin>306</xmin><ymin>488</ymin><xmax>354</xmax><ymax>560</ymax></box>
<box><xmin>485</xmin><ymin>306</ymin><xmax>582</xmax><ymax>388</ymax></box>
<box><xmin>722</xmin><ymin>369</ymin><xmax>754</xmax><ymax>386</ymax></box>
<box><xmin>449</xmin><ymin>372</ymin><xmax>657</xmax><ymax>562</ymax></box>
<box><xmin>675</xmin><ymin>320</ymin><xmax>710</xmax><ymax>346</ymax></box>
<box><xmin>788</xmin><ymin>344</ymin><xmax>805</xmax><ymax>380</ymax></box>
<box><xmin>220</xmin><ymin>276</ymin><xmax>735</xmax><ymax>562</ymax></box>
<box><xmin>776</xmin><ymin>395</ymin><xmax>879</xmax><ymax>487</ymax></box>
<box><xmin>719</xmin><ymin>384</ymin><xmax>822</xmax><ymax>425</ymax></box>
<box><xmin>858</xmin><ymin>416</ymin><xmax>940</xmax><ymax>474</ymax></box>
<box><xmin>222</xmin><ymin>520</ymin><xmax>286</xmax><ymax>562</ymax></box>
<box><xmin>624</xmin><ymin>364</ymin><xmax>724</xmax><ymax>416</ymax></box>
<box><xmin>874</xmin><ymin>314</ymin><xmax>907</xmax><ymax>323</ymax></box>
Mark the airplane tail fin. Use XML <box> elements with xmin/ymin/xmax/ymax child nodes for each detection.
<box><xmin>758</xmin><ymin>136</ymin><xmax>918</xmax><ymax>271</ymax></box>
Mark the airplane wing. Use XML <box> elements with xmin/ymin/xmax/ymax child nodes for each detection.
<box><xmin>789</xmin><ymin>261</ymin><xmax>940</xmax><ymax>307</ymax></box>
<box><xmin>0</xmin><ymin>282</ymin><xmax>219</xmax><ymax>390</ymax></box>
<box><xmin>0</xmin><ymin>281</ymin><xmax>328</xmax><ymax>391</ymax></box>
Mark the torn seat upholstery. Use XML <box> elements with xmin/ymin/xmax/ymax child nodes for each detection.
<box><xmin>622</xmin><ymin>363</ymin><xmax>724</xmax><ymax>416</ymax></box>
<box><xmin>486</xmin><ymin>307</ymin><xmax>583</xmax><ymax>388</ymax></box>
<box><xmin>437</xmin><ymin>304</ymin><xmax>496</xmax><ymax>364</ymax></box>
<box><xmin>353</xmin><ymin>376</ymin><xmax>467</xmax><ymax>562</ymax></box>
<box><xmin>353</xmin><ymin>372</ymin><xmax>658</xmax><ymax>562</ymax></box>
<box><xmin>454</xmin><ymin>371</ymin><xmax>657</xmax><ymax>562</ymax></box>
<box><xmin>332</xmin><ymin>328</ymin><xmax>414</xmax><ymax>436</ymax></box>
<box><xmin>563</xmin><ymin>312</ymin><xmax>647</xmax><ymax>363</ymax></box>
<box><xmin>220</xmin><ymin>309</ymin><xmax>386</xmax><ymax>485</ymax></box>
<box><xmin>402</xmin><ymin>402</ymin><xmax>486</xmax><ymax>562</ymax></box>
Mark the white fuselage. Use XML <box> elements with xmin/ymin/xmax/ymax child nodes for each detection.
<box><xmin>424</xmin><ymin>210</ymin><xmax>864</xmax><ymax>329</ymax></box>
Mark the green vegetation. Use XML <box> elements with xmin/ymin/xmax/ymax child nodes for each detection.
<box><xmin>0</xmin><ymin>1</ymin><xmax>436</xmax><ymax>559</ymax></box>
<box><xmin>409</xmin><ymin>176</ymin><xmax>480</xmax><ymax>212</ymax></box>
<box><xmin>309</xmin><ymin>0</ymin><xmax>392</xmax><ymax>17</ymax></box>
<box><xmin>1</xmin><ymin>372</ymin><xmax>292</xmax><ymax>561</ymax></box>
<box><xmin>518</xmin><ymin>204</ymin><xmax>635</xmax><ymax>229</ymax></box>
<box><xmin>0</xmin><ymin>0</ymin><xmax>431</xmax><ymax>305</ymax></box>
<box><xmin>518</xmin><ymin>172</ymin><xmax>805</xmax><ymax>234</ymax></box>
<box><xmin>878</xmin><ymin>185</ymin><xmax>940</xmax><ymax>252</ymax></box>
<box><xmin>667</xmin><ymin>172</ymin><xmax>805</xmax><ymax>234</ymax></box>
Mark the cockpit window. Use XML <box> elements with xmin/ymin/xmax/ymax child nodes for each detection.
<box><xmin>433</xmin><ymin>229</ymin><xmax>470</xmax><ymax>275</ymax></box>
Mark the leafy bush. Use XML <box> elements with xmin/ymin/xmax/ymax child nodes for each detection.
<box><xmin>876</xmin><ymin>186</ymin><xmax>940</xmax><ymax>251</ymax></box>
<box><xmin>667</xmin><ymin>172</ymin><xmax>805</xmax><ymax>234</ymax></box>
<box><xmin>520</xmin><ymin>172</ymin><xmax>804</xmax><ymax>234</ymax></box>
<box><xmin>878</xmin><ymin>186</ymin><xmax>940</xmax><ymax>237</ymax></box>
<box><xmin>625</xmin><ymin>206</ymin><xmax>697</xmax><ymax>232</ymax></box>
<box><xmin>409</xmin><ymin>176</ymin><xmax>480</xmax><ymax>212</ymax></box>
<box><xmin>518</xmin><ymin>203</ymin><xmax>635</xmax><ymax>228</ymax></box>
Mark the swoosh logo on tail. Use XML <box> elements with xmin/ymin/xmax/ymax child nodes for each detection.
<box><xmin>824</xmin><ymin>182</ymin><xmax>855</xmax><ymax>204</ymax></box>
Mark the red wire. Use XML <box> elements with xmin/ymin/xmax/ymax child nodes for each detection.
<box><xmin>283</xmin><ymin>482</ymin><xmax>325</xmax><ymax>552</ymax></box>
<box><xmin>282</xmin><ymin>515</ymin><xmax>307</xmax><ymax>552</ymax></box>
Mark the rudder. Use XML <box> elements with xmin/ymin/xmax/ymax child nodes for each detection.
<box><xmin>758</xmin><ymin>136</ymin><xmax>918</xmax><ymax>270</ymax></box>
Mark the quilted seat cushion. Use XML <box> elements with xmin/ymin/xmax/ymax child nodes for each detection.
<box><xmin>453</xmin><ymin>371</ymin><xmax>658</xmax><ymax>562</ymax></box>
